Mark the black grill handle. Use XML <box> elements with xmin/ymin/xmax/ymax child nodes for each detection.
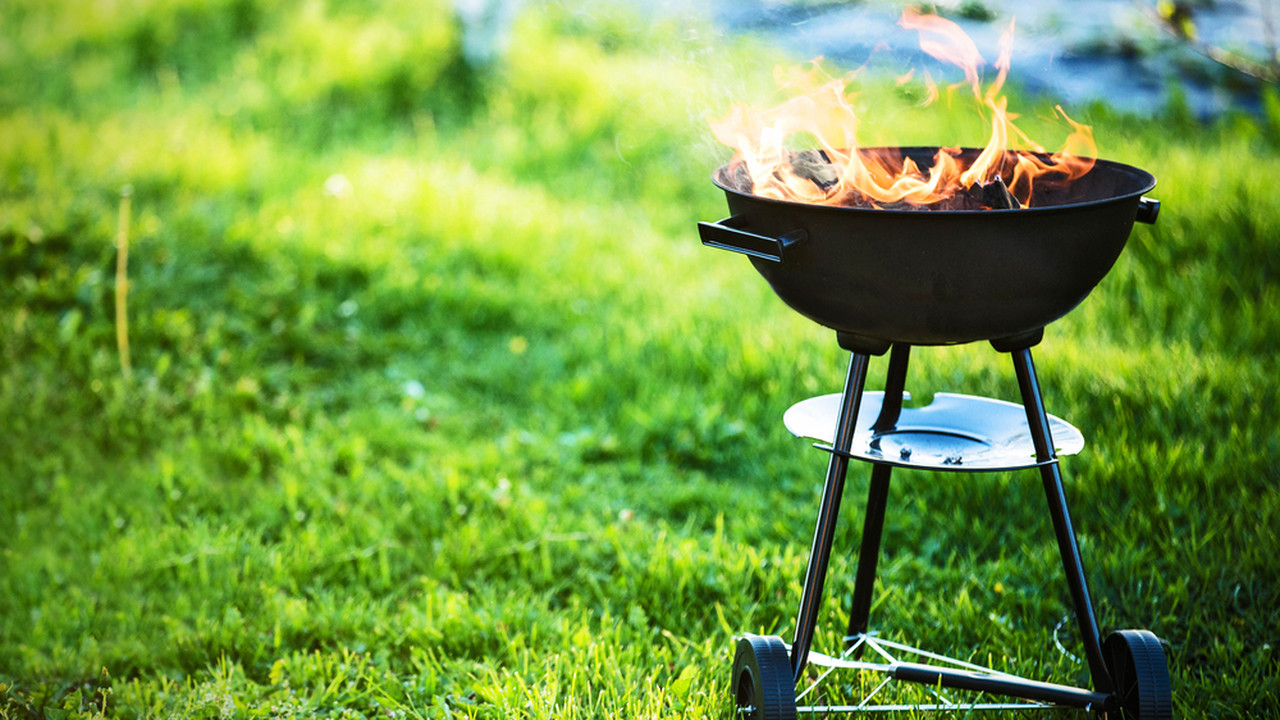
<box><xmin>1136</xmin><ymin>197</ymin><xmax>1160</xmax><ymax>225</ymax></box>
<box><xmin>698</xmin><ymin>216</ymin><xmax>806</xmax><ymax>263</ymax></box>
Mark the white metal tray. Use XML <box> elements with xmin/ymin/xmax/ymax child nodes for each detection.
<box><xmin>783</xmin><ymin>391</ymin><xmax>1084</xmax><ymax>472</ymax></box>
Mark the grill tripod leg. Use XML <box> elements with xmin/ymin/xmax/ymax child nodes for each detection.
<box><xmin>790</xmin><ymin>351</ymin><xmax>871</xmax><ymax>682</ymax></box>
<box><xmin>845</xmin><ymin>343</ymin><xmax>909</xmax><ymax>654</ymax></box>
<box><xmin>844</xmin><ymin>463</ymin><xmax>891</xmax><ymax>656</ymax></box>
<box><xmin>1010</xmin><ymin>346</ymin><xmax>1114</xmax><ymax>695</ymax></box>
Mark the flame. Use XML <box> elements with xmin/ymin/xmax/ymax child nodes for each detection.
<box><xmin>709</xmin><ymin>10</ymin><xmax>1096</xmax><ymax>209</ymax></box>
<box><xmin>900</xmin><ymin>7</ymin><xmax>986</xmax><ymax>98</ymax></box>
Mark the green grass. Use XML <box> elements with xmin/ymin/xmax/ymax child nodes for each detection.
<box><xmin>2</xmin><ymin>0</ymin><xmax>1278</xmax><ymax>717</ymax></box>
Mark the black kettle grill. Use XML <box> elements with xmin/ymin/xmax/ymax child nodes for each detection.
<box><xmin>696</xmin><ymin>148</ymin><xmax>1171</xmax><ymax>719</ymax></box>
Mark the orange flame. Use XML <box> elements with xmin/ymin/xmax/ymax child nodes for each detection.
<box><xmin>709</xmin><ymin>10</ymin><xmax>1096</xmax><ymax>209</ymax></box>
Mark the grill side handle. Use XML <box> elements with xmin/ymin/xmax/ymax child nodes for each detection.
<box><xmin>1136</xmin><ymin>197</ymin><xmax>1160</xmax><ymax>224</ymax></box>
<box><xmin>698</xmin><ymin>216</ymin><xmax>806</xmax><ymax>263</ymax></box>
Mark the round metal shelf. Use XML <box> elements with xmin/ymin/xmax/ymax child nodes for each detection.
<box><xmin>784</xmin><ymin>391</ymin><xmax>1084</xmax><ymax>472</ymax></box>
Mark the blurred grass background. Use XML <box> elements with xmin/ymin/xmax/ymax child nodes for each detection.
<box><xmin>1</xmin><ymin>0</ymin><xmax>1277</xmax><ymax>717</ymax></box>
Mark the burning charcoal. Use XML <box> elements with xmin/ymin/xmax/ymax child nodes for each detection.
<box><xmin>938</xmin><ymin>184</ymin><xmax>985</xmax><ymax>211</ymax></box>
<box><xmin>981</xmin><ymin>174</ymin><xmax>1020</xmax><ymax>209</ymax></box>
<box><xmin>790</xmin><ymin>150</ymin><xmax>839</xmax><ymax>189</ymax></box>
<box><xmin>964</xmin><ymin>183</ymin><xmax>988</xmax><ymax>210</ymax></box>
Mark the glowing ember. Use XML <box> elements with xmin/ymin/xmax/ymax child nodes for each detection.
<box><xmin>709</xmin><ymin>9</ymin><xmax>1097</xmax><ymax>210</ymax></box>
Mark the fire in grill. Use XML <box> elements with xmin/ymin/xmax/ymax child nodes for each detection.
<box><xmin>708</xmin><ymin>9</ymin><xmax>1099</xmax><ymax>213</ymax></box>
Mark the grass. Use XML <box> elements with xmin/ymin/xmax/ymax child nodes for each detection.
<box><xmin>1</xmin><ymin>0</ymin><xmax>1278</xmax><ymax>717</ymax></box>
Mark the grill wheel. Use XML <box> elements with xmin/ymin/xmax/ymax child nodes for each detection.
<box><xmin>1102</xmin><ymin>629</ymin><xmax>1173</xmax><ymax>720</ymax></box>
<box><xmin>731</xmin><ymin>634</ymin><xmax>797</xmax><ymax>720</ymax></box>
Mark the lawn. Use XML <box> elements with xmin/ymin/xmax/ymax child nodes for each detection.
<box><xmin>1</xmin><ymin>0</ymin><xmax>1277</xmax><ymax>718</ymax></box>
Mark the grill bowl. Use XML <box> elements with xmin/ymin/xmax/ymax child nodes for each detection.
<box><xmin>700</xmin><ymin>147</ymin><xmax>1157</xmax><ymax>347</ymax></box>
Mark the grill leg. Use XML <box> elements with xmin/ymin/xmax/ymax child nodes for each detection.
<box><xmin>845</xmin><ymin>344</ymin><xmax>910</xmax><ymax>654</ymax></box>
<box><xmin>790</xmin><ymin>351</ymin><xmax>871</xmax><ymax>682</ymax></box>
<box><xmin>1010</xmin><ymin>347</ymin><xmax>1114</xmax><ymax>694</ymax></box>
<box><xmin>844</xmin><ymin>463</ymin><xmax>892</xmax><ymax>655</ymax></box>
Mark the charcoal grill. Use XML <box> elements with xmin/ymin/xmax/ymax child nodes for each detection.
<box><xmin>696</xmin><ymin>148</ymin><xmax>1171</xmax><ymax>719</ymax></box>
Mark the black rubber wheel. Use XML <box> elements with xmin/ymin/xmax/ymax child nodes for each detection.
<box><xmin>731</xmin><ymin>634</ymin><xmax>797</xmax><ymax>720</ymax></box>
<box><xmin>1102</xmin><ymin>629</ymin><xmax>1173</xmax><ymax>720</ymax></box>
